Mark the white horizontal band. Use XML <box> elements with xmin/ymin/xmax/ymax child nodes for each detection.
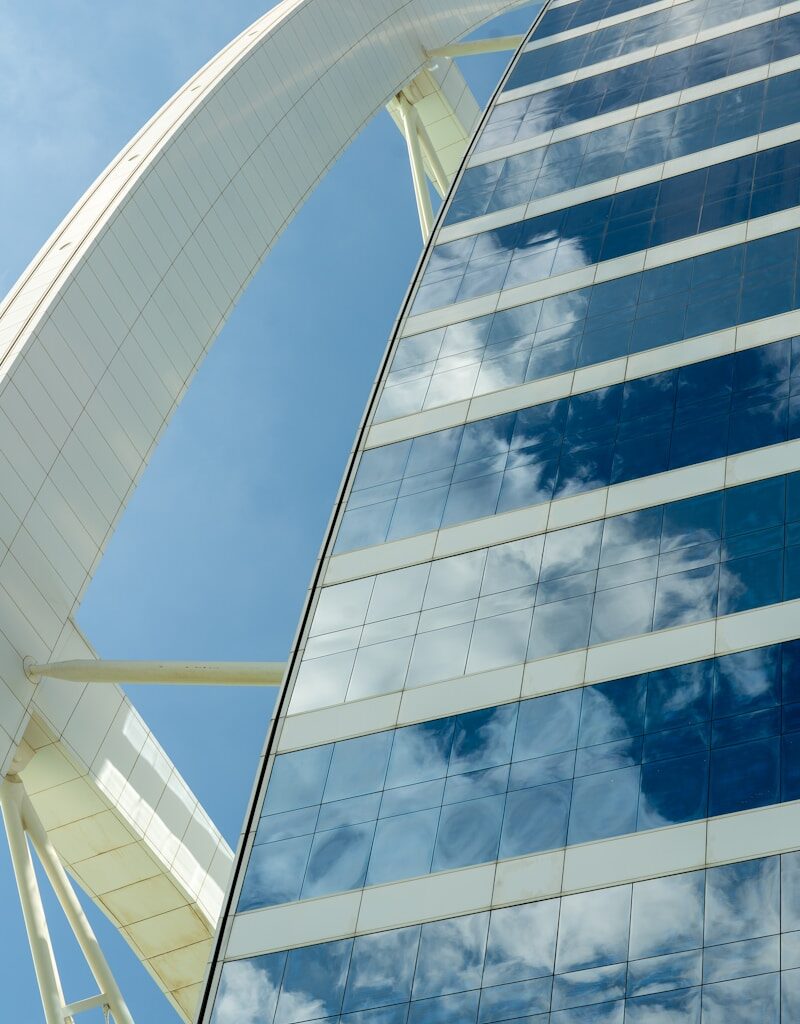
<box><xmin>225</xmin><ymin>800</ymin><xmax>800</xmax><ymax>957</ymax></box>
<box><xmin>524</xmin><ymin>0</ymin><xmax>694</xmax><ymax>54</ymax></box>
<box><xmin>499</xmin><ymin>2</ymin><xmax>800</xmax><ymax>105</ymax></box>
<box><xmin>278</xmin><ymin>595</ymin><xmax>800</xmax><ymax>749</ymax></box>
<box><xmin>470</xmin><ymin>53</ymin><xmax>800</xmax><ymax>170</ymax></box>
<box><xmin>439</xmin><ymin>120</ymin><xmax>800</xmax><ymax>245</ymax></box>
<box><xmin>370</xmin><ymin>308</ymin><xmax>800</xmax><ymax>450</ymax></box>
<box><xmin>332</xmin><ymin>422</ymin><xmax>800</xmax><ymax>585</ymax></box>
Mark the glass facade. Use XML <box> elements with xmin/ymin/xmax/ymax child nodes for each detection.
<box><xmin>243</xmin><ymin>642</ymin><xmax>800</xmax><ymax>908</ymax></box>
<box><xmin>508</xmin><ymin>0</ymin><xmax>781</xmax><ymax>88</ymax></box>
<box><xmin>308</xmin><ymin>474</ymin><xmax>800</xmax><ymax>712</ymax></box>
<box><xmin>376</xmin><ymin>231</ymin><xmax>800</xmax><ymax>422</ymax></box>
<box><xmin>450</xmin><ymin>69</ymin><xmax>800</xmax><ymax>224</ymax></box>
<box><xmin>413</xmin><ymin>140</ymin><xmax>800</xmax><ymax>314</ymax></box>
<box><xmin>203</xmin><ymin>3</ymin><xmax>800</xmax><ymax>1023</ymax></box>
<box><xmin>484</xmin><ymin>13</ymin><xmax>800</xmax><ymax>151</ymax></box>
<box><xmin>345</xmin><ymin>338</ymin><xmax>800</xmax><ymax>551</ymax></box>
<box><xmin>214</xmin><ymin>855</ymin><xmax>800</xmax><ymax>1024</ymax></box>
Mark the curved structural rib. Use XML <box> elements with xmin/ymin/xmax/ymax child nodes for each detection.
<box><xmin>0</xmin><ymin>0</ymin><xmax>524</xmax><ymax>1019</ymax></box>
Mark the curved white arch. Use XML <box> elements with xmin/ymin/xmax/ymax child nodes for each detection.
<box><xmin>0</xmin><ymin>0</ymin><xmax>526</xmax><ymax>1018</ymax></box>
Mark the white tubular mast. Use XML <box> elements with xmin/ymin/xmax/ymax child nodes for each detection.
<box><xmin>414</xmin><ymin>113</ymin><xmax>451</xmax><ymax>198</ymax></box>
<box><xmin>0</xmin><ymin>779</ymin><xmax>66</xmax><ymax>1024</ymax></box>
<box><xmin>397</xmin><ymin>92</ymin><xmax>435</xmax><ymax>238</ymax></box>
<box><xmin>0</xmin><ymin>776</ymin><xmax>134</xmax><ymax>1024</ymax></box>
<box><xmin>427</xmin><ymin>34</ymin><xmax>523</xmax><ymax>57</ymax></box>
<box><xmin>392</xmin><ymin>31</ymin><xmax>525</xmax><ymax>237</ymax></box>
<box><xmin>24</xmin><ymin>660</ymin><xmax>285</xmax><ymax>686</ymax></box>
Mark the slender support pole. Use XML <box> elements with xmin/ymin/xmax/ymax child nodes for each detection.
<box><xmin>397</xmin><ymin>93</ymin><xmax>434</xmax><ymax>239</ymax></box>
<box><xmin>0</xmin><ymin>778</ymin><xmax>67</xmax><ymax>1024</ymax></box>
<box><xmin>415</xmin><ymin>115</ymin><xmax>451</xmax><ymax>198</ymax></box>
<box><xmin>25</xmin><ymin>659</ymin><xmax>284</xmax><ymax>687</ymax></box>
<box><xmin>21</xmin><ymin>790</ymin><xmax>135</xmax><ymax>1024</ymax></box>
<box><xmin>427</xmin><ymin>35</ymin><xmax>523</xmax><ymax>58</ymax></box>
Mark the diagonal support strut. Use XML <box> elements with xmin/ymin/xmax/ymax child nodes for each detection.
<box><xmin>0</xmin><ymin>775</ymin><xmax>135</xmax><ymax>1023</ymax></box>
<box><xmin>24</xmin><ymin>659</ymin><xmax>285</xmax><ymax>686</ymax></box>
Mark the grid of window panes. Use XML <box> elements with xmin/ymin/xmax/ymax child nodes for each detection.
<box><xmin>298</xmin><ymin>472</ymin><xmax>800</xmax><ymax>714</ymax></box>
<box><xmin>215</xmin><ymin>855</ymin><xmax>800</xmax><ymax>1024</ymax></box>
<box><xmin>376</xmin><ymin>229</ymin><xmax>800</xmax><ymax>424</ymax></box>
<box><xmin>509</xmin><ymin>0</ymin><xmax>781</xmax><ymax>88</ymax></box>
<box><xmin>340</xmin><ymin>337</ymin><xmax>800</xmax><ymax>551</ymax></box>
<box><xmin>240</xmin><ymin>641</ymin><xmax>800</xmax><ymax>909</ymax></box>
<box><xmin>540</xmin><ymin>0</ymin><xmax>696</xmax><ymax>38</ymax></box>
<box><xmin>537</xmin><ymin>0</ymin><xmax>674</xmax><ymax>39</ymax></box>
<box><xmin>209</xmin><ymin>2</ymin><xmax>800</xmax><ymax>1020</ymax></box>
<box><xmin>449</xmin><ymin>68</ymin><xmax>800</xmax><ymax>224</ymax></box>
<box><xmin>412</xmin><ymin>141</ymin><xmax>800</xmax><ymax>314</ymax></box>
<box><xmin>483</xmin><ymin>13</ymin><xmax>800</xmax><ymax>152</ymax></box>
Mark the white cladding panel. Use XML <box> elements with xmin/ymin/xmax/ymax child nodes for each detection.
<box><xmin>0</xmin><ymin>0</ymin><xmax>525</xmax><ymax>1017</ymax></box>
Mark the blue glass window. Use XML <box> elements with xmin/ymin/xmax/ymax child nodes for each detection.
<box><xmin>276</xmin><ymin>940</ymin><xmax>351</xmax><ymax>1023</ymax></box>
<box><xmin>450</xmin><ymin>68</ymin><xmax>800</xmax><ymax>224</ymax></box>
<box><xmin>495</xmin><ymin>10</ymin><xmax>794</xmax><ymax>121</ymax></box>
<box><xmin>414</xmin><ymin>914</ymin><xmax>489</xmax><ymax>997</ymax></box>
<box><xmin>511</xmin><ymin>0</ymin><xmax>781</xmax><ymax>89</ymax></box>
<box><xmin>344</xmin><ymin>927</ymin><xmax>419</xmax><ymax>1012</ymax></box>
<box><xmin>302</xmin><ymin>475</ymin><xmax>800</xmax><ymax>711</ymax></box>
<box><xmin>377</xmin><ymin>230</ymin><xmax>800</xmax><ymax>423</ymax></box>
<box><xmin>482</xmin><ymin>14</ymin><xmax>800</xmax><ymax>152</ymax></box>
<box><xmin>213</xmin><ymin>855</ymin><xmax>800</xmax><ymax>1024</ymax></box>
<box><xmin>243</xmin><ymin>638</ymin><xmax>800</xmax><ymax>908</ymax></box>
<box><xmin>536</xmin><ymin>0</ymin><xmax>665</xmax><ymax>40</ymax></box>
<box><xmin>416</xmin><ymin>141</ymin><xmax>800</xmax><ymax>313</ymax></box>
<box><xmin>351</xmin><ymin>337</ymin><xmax>800</xmax><ymax>550</ymax></box>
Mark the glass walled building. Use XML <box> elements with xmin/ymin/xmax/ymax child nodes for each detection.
<box><xmin>202</xmin><ymin>1</ymin><xmax>800</xmax><ymax>1021</ymax></box>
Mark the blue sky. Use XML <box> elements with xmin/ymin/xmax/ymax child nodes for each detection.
<box><xmin>0</xmin><ymin>2</ymin><xmax>537</xmax><ymax>1020</ymax></box>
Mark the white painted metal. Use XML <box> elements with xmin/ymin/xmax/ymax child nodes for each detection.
<box><xmin>0</xmin><ymin>0</ymin><xmax>529</xmax><ymax>1016</ymax></box>
<box><xmin>20</xmin><ymin>784</ymin><xmax>135</xmax><ymax>1024</ymax></box>
<box><xmin>386</xmin><ymin>58</ymin><xmax>482</xmax><ymax>195</ymax></box>
<box><xmin>0</xmin><ymin>778</ymin><xmax>66</xmax><ymax>1024</ymax></box>
<box><xmin>25</xmin><ymin>659</ymin><xmax>285</xmax><ymax>686</ymax></box>
<box><xmin>16</xmin><ymin>681</ymin><xmax>229</xmax><ymax>1023</ymax></box>
<box><xmin>415</xmin><ymin>114</ymin><xmax>452</xmax><ymax>197</ymax></box>
<box><xmin>398</xmin><ymin>93</ymin><xmax>436</xmax><ymax>238</ymax></box>
<box><xmin>428</xmin><ymin>35</ymin><xmax>523</xmax><ymax>56</ymax></box>
<box><xmin>1</xmin><ymin>774</ymin><xmax>136</xmax><ymax>1024</ymax></box>
<box><xmin>64</xmin><ymin>995</ymin><xmax>110</xmax><ymax>1018</ymax></box>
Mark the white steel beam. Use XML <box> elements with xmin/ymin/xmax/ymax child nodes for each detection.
<box><xmin>20</xmin><ymin>786</ymin><xmax>135</xmax><ymax>1024</ymax></box>
<box><xmin>386</xmin><ymin>60</ymin><xmax>481</xmax><ymax>197</ymax></box>
<box><xmin>1</xmin><ymin>774</ymin><xmax>136</xmax><ymax>1024</ymax></box>
<box><xmin>415</xmin><ymin>114</ymin><xmax>451</xmax><ymax>197</ymax></box>
<box><xmin>0</xmin><ymin>778</ymin><xmax>66</xmax><ymax>1024</ymax></box>
<box><xmin>428</xmin><ymin>34</ymin><xmax>523</xmax><ymax>57</ymax></box>
<box><xmin>25</xmin><ymin>659</ymin><xmax>285</xmax><ymax>686</ymax></box>
<box><xmin>0</xmin><ymin>0</ymin><xmax>537</xmax><ymax>1016</ymax></box>
<box><xmin>18</xmin><ymin>708</ymin><xmax>229</xmax><ymax>1023</ymax></box>
<box><xmin>397</xmin><ymin>93</ymin><xmax>435</xmax><ymax>238</ymax></box>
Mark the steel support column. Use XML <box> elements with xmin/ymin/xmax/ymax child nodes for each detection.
<box><xmin>414</xmin><ymin>114</ymin><xmax>451</xmax><ymax>198</ymax></box>
<box><xmin>397</xmin><ymin>92</ymin><xmax>435</xmax><ymax>238</ymax></box>
<box><xmin>25</xmin><ymin>659</ymin><xmax>285</xmax><ymax>686</ymax></box>
<box><xmin>0</xmin><ymin>778</ymin><xmax>66</xmax><ymax>1024</ymax></box>
<box><xmin>21</xmin><ymin>789</ymin><xmax>135</xmax><ymax>1024</ymax></box>
<box><xmin>0</xmin><ymin>775</ymin><xmax>135</xmax><ymax>1024</ymax></box>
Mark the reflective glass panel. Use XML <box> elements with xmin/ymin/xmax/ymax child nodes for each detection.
<box><xmin>242</xmin><ymin>638</ymin><xmax>800</xmax><ymax>908</ymax></box>
<box><xmin>214</xmin><ymin>855</ymin><xmax>800</xmax><ymax>1023</ymax></box>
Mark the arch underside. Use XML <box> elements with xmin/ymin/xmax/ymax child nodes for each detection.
<box><xmin>0</xmin><ymin>0</ymin><xmax>526</xmax><ymax>1017</ymax></box>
